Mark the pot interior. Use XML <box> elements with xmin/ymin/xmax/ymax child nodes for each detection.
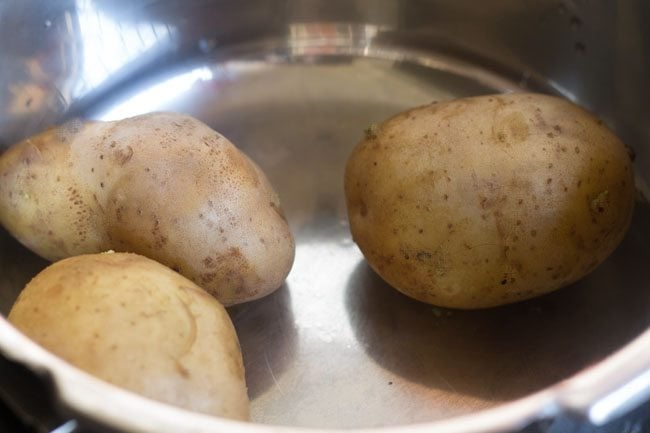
<box><xmin>0</xmin><ymin>1</ymin><xmax>649</xmax><ymax>430</ymax></box>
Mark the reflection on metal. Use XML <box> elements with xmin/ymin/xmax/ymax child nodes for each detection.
<box><xmin>287</xmin><ymin>241</ymin><xmax>359</xmax><ymax>344</ymax></box>
<box><xmin>50</xmin><ymin>420</ymin><xmax>78</xmax><ymax>433</ymax></box>
<box><xmin>589</xmin><ymin>369</ymin><xmax>650</xmax><ymax>425</ymax></box>
<box><xmin>288</xmin><ymin>23</ymin><xmax>381</xmax><ymax>57</ymax></box>
<box><xmin>74</xmin><ymin>0</ymin><xmax>173</xmax><ymax>94</ymax></box>
<box><xmin>98</xmin><ymin>67</ymin><xmax>213</xmax><ymax>121</ymax></box>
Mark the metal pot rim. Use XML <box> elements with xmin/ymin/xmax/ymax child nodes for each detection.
<box><xmin>1</xmin><ymin>315</ymin><xmax>649</xmax><ymax>433</ymax></box>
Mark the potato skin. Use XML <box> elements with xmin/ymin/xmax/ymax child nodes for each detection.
<box><xmin>0</xmin><ymin>113</ymin><xmax>294</xmax><ymax>305</ymax></box>
<box><xmin>345</xmin><ymin>93</ymin><xmax>635</xmax><ymax>309</ymax></box>
<box><xmin>8</xmin><ymin>252</ymin><xmax>249</xmax><ymax>420</ymax></box>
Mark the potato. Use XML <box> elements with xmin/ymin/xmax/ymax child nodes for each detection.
<box><xmin>345</xmin><ymin>93</ymin><xmax>635</xmax><ymax>309</ymax></box>
<box><xmin>8</xmin><ymin>252</ymin><xmax>249</xmax><ymax>420</ymax></box>
<box><xmin>0</xmin><ymin>112</ymin><xmax>294</xmax><ymax>305</ymax></box>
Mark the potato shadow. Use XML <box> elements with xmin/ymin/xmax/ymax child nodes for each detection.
<box><xmin>0</xmin><ymin>228</ymin><xmax>49</xmax><ymax>315</ymax></box>
<box><xmin>228</xmin><ymin>284</ymin><xmax>297</xmax><ymax>400</ymax></box>
<box><xmin>345</xmin><ymin>202</ymin><xmax>650</xmax><ymax>402</ymax></box>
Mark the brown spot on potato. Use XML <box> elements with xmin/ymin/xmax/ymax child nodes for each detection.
<box><xmin>358</xmin><ymin>200</ymin><xmax>368</xmax><ymax>217</ymax></box>
<box><xmin>113</xmin><ymin>146</ymin><xmax>134</xmax><ymax>165</ymax></box>
<box><xmin>175</xmin><ymin>361</ymin><xmax>190</xmax><ymax>379</ymax></box>
<box><xmin>590</xmin><ymin>190</ymin><xmax>609</xmax><ymax>215</ymax></box>
<box><xmin>198</xmin><ymin>247</ymin><xmax>257</xmax><ymax>298</ymax></box>
<box><xmin>492</xmin><ymin>112</ymin><xmax>530</xmax><ymax>146</ymax></box>
<box><xmin>115</xmin><ymin>206</ymin><xmax>124</xmax><ymax>222</ymax></box>
<box><xmin>201</xmin><ymin>272</ymin><xmax>217</xmax><ymax>283</ymax></box>
<box><xmin>416</xmin><ymin>251</ymin><xmax>432</xmax><ymax>262</ymax></box>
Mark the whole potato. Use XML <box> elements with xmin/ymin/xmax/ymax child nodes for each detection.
<box><xmin>345</xmin><ymin>93</ymin><xmax>635</xmax><ymax>309</ymax></box>
<box><xmin>8</xmin><ymin>252</ymin><xmax>249</xmax><ymax>420</ymax></box>
<box><xmin>0</xmin><ymin>112</ymin><xmax>294</xmax><ymax>305</ymax></box>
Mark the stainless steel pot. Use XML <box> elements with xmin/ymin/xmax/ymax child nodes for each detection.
<box><xmin>0</xmin><ymin>1</ymin><xmax>649</xmax><ymax>432</ymax></box>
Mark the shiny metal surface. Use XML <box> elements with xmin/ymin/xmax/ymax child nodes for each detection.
<box><xmin>0</xmin><ymin>1</ymin><xmax>649</xmax><ymax>432</ymax></box>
